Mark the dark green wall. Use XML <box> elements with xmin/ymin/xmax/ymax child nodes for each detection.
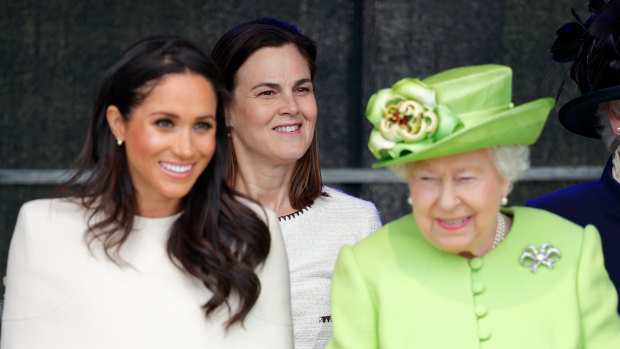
<box><xmin>0</xmin><ymin>0</ymin><xmax>605</xmax><ymax>300</ymax></box>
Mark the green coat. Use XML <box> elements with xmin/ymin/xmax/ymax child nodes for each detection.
<box><xmin>328</xmin><ymin>206</ymin><xmax>620</xmax><ymax>348</ymax></box>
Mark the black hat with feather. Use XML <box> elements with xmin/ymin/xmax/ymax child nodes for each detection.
<box><xmin>553</xmin><ymin>0</ymin><xmax>620</xmax><ymax>138</ymax></box>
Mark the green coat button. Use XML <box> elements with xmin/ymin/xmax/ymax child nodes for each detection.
<box><xmin>470</xmin><ymin>257</ymin><xmax>483</xmax><ymax>270</ymax></box>
<box><xmin>478</xmin><ymin>327</ymin><xmax>491</xmax><ymax>341</ymax></box>
<box><xmin>471</xmin><ymin>281</ymin><xmax>485</xmax><ymax>294</ymax></box>
<box><xmin>474</xmin><ymin>304</ymin><xmax>488</xmax><ymax>317</ymax></box>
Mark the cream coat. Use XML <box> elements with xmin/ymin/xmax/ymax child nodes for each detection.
<box><xmin>1</xmin><ymin>199</ymin><xmax>293</xmax><ymax>349</ymax></box>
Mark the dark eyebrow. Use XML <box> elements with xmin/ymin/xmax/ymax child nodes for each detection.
<box><xmin>151</xmin><ymin>112</ymin><xmax>216</xmax><ymax>120</ymax></box>
<box><xmin>250</xmin><ymin>82</ymin><xmax>279</xmax><ymax>91</ymax></box>
<box><xmin>295</xmin><ymin>78</ymin><xmax>312</xmax><ymax>86</ymax></box>
<box><xmin>151</xmin><ymin>111</ymin><xmax>179</xmax><ymax>118</ymax></box>
<box><xmin>250</xmin><ymin>78</ymin><xmax>312</xmax><ymax>91</ymax></box>
<box><xmin>196</xmin><ymin>115</ymin><xmax>216</xmax><ymax>121</ymax></box>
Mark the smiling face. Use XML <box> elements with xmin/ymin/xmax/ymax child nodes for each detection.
<box><xmin>107</xmin><ymin>73</ymin><xmax>217</xmax><ymax>217</ymax></box>
<box><xmin>406</xmin><ymin>149</ymin><xmax>510</xmax><ymax>256</ymax></box>
<box><xmin>228</xmin><ymin>44</ymin><xmax>317</xmax><ymax>168</ymax></box>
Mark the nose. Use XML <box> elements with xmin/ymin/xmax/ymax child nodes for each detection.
<box><xmin>173</xmin><ymin>128</ymin><xmax>194</xmax><ymax>159</ymax></box>
<box><xmin>279</xmin><ymin>92</ymin><xmax>299</xmax><ymax>116</ymax></box>
<box><xmin>438</xmin><ymin>181</ymin><xmax>459</xmax><ymax>210</ymax></box>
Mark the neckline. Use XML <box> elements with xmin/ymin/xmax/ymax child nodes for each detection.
<box><xmin>133</xmin><ymin>211</ymin><xmax>182</xmax><ymax>229</ymax></box>
<box><xmin>597</xmin><ymin>156</ymin><xmax>620</xmax><ymax>210</ymax></box>
<box><xmin>466</xmin><ymin>207</ymin><xmax>516</xmax><ymax>258</ymax></box>
<box><xmin>278</xmin><ymin>205</ymin><xmax>311</xmax><ymax>222</ymax></box>
<box><xmin>276</xmin><ymin>186</ymin><xmax>330</xmax><ymax>221</ymax></box>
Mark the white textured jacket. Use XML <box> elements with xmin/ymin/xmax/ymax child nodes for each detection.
<box><xmin>278</xmin><ymin>186</ymin><xmax>382</xmax><ymax>349</ymax></box>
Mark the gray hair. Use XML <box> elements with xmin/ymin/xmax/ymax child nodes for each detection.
<box><xmin>389</xmin><ymin>144</ymin><xmax>530</xmax><ymax>193</ymax></box>
<box><xmin>596</xmin><ymin>101</ymin><xmax>620</xmax><ymax>151</ymax></box>
<box><xmin>487</xmin><ymin>145</ymin><xmax>530</xmax><ymax>193</ymax></box>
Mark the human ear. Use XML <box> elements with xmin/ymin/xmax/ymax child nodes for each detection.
<box><xmin>605</xmin><ymin>102</ymin><xmax>620</xmax><ymax>135</ymax></box>
<box><xmin>106</xmin><ymin>105</ymin><xmax>127</xmax><ymax>141</ymax></box>
<box><xmin>225</xmin><ymin>104</ymin><xmax>237</xmax><ymax>129</ymax></box>
<box><xmin>498</xmin><ymin>175</ymin><xmax>511</xmax><ymax>205</ymax></box>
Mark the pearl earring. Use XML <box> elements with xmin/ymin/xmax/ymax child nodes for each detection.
<box><xmin>616</xmin><ymin>126</ymin><xmax>620</xmax><ymax>132</ymax></box>
<box><xmin>116</xmin><ymin>138</ymin><xmax>124</xmax><ymax>146</ymax></box>
<box><xmin>407</xmin><ymin>197</ymin><xmax>413</xmax><ymax>205</ymax></box>
<box><xmin>501</xmin><ymin>197</ymin><xmax>508</xmax><ymax>206</ymax></box>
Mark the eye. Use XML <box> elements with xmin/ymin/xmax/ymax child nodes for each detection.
<box><xmin>457</xmin><ymin>175</ymin><xmax>476</xmax><ymax>183</ymax></box>
<box><xmin>419</xmin><ymin>176</ymin><xmax>437</xmax><ymax>182</ymax></box>
<box><xmin>154</xmin><ymin>119</ymin><xmax>173</xmax><ymax>128</ymax></box>
<box><xmin>295</xmin><ymin>85</ymin><xmax>313</xmax><ymax>95</ymax></box>
<box><xmin>194</xmin><ymin>121</ymin><xmax>215</xmax><ymax>130</ymax></box>
<box><xmin>258</xmin><ymin>90</ymin><xmax>277</xmax><ymax>97</ymax></box>
<box><xmin>414</xmin><ymin>176</ymin><xmax>440</xmax><ymax>191</ymax></box>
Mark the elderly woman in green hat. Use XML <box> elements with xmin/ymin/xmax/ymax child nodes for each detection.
<box><xmin>327</xmin><ymin>65</ymin><xmax>620</xmax><ymax>348</ymax></box>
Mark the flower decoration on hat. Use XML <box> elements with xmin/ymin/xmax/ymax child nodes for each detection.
<box><xmin>365</xmin><ymin>65</ymin><xmax>554</xmax><ymax>167</ymax></box>
<box><xmin>381</xmin><ymin>100</ymin><xmax>438</xmax><ymax>142</ymax></box>
<box><xmin>366</xmin><ymin>78</ymin><xmax>463</xmax><ymax>162</ymax></box>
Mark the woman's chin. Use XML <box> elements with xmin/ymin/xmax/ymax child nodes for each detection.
<box><xmin>269</xmin><ymin>149</ymin><xmax>309</xmax><ymax>165</ymax></box>
<box><xmin>431</xmin><ymin>236</ymin><xmax>476</xmax><ymax>255</ymax></box>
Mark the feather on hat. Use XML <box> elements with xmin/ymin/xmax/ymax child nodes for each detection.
<box><xmin>552</xmin><ymin>0</ymin><xmax>620</xmax><ymax>138</ymax></box>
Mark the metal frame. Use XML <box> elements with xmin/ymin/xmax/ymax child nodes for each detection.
<box><xmin>0</xmin><ymin>166</ymin><xmax>603</xmax><ymax>185</ymax></box>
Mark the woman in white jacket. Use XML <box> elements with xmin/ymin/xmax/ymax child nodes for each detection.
<box><xmin>1</xmin><ymin>35</ymin><xmax>293</xmax><ymax>349</ymax></box>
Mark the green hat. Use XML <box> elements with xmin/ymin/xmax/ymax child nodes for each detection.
<box><xmin>366</xmin><ymin>64</ymin><xmax>555</xmax><ymax>168</ymax></box>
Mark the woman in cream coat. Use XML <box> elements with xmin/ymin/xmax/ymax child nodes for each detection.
<box><xmin>1</xmin><ymin>35</ymin><xmax>292</xmax><ymax>348</ymax></box>
<box><xmin>328</xmin><ymin>64</ymin><xmax>620</xmax><ymax>348</ymax></box>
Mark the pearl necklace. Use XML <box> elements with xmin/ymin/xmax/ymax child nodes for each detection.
<box><xmin>492</xmin><ymin>212</ymin><xmax>506</xmax><ymax>249</ymax></box>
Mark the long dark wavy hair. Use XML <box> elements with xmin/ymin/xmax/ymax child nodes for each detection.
<box><xmin>210</xmin><ymin>18</ymin><xmax>325</xmax><ymax>210</ymax></box>
<box><xmin>57</xmin><ymin>35</ymin><xmax>271</xmax><ymax>327</ymax></box>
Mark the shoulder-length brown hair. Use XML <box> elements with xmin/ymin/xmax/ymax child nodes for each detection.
<box><xmin>211</xmin><ymin>17</ymin><xmax>324</xmax><ymax>210</ymax></box>
<box><xmin>57</xmin><ymin>35</ymin><xmax>270</xmax><ymax>327</ymax></box>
